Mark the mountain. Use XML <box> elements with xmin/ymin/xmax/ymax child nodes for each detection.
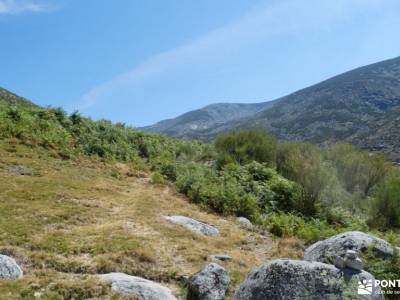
<box><xmin>142</xmin><ymin>56</ymin><xmax>400</xmax><ymax>161</ymax></box>
<box><xmin>142</xmin><ymin>101</ymin><xmax>277</xmax><ymax>139</ymax></box>
<box><xmin>0</xmin><ymin>87</ymin><xmax>37</xmax><ymax>107</ymax></box>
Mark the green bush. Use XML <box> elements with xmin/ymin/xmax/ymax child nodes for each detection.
<box><xmin>364</xmin><ymin>248</ymin><xmax>400</xmax><ymax>299</ymax></box>
<box><xmin>215</xmin><ymin>129</ymin><xmax>277</xmax><ymax>167</ymax></box>
<box><xmin>151</xmin><ymin>172</ymin><xmax>165</xmax><ymax>185</ymax></box>
<box><xmin>369</xmin><ymin>173</ymin><xmax>400</xmax><ymax>229</ymax></box>
<box><xmin>264</xmin><ymin>211</ymin><xmax>368</xmax><ymax>243</ymax></box>
<box><xmin>327</xmin><ymin>144</ymin><xmax>390</xmax><ymax>196</ymax></box>
<box><xmin>173</xmin><ymin>161</ymin><xmax>302</xmax><ymax>220</ymax></box>
<box><xmin>276</xmin><ymin>143</ymin><xmax>336</xmax><ymax>215</ymax></box>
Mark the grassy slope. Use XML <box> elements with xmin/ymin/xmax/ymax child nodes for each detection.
<box><xmin>0</xmin><ymin>140</ymin><xmax>303</xmax><ymax>299</ymax></box>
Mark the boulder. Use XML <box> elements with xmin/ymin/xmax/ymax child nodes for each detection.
<box><xmin>163</xmin><ymin>216</ymin><xmax>219</xmax><ymax>237</ymax></box>
<box><xmin>0</xmin><ymin>254</ymin><xmax>23</xmax><ymax>280</ymax></box>
<box><xmin>99</xmin><ymin>273</ymin><xmax>176</xmax><ymax>300</ymax></box>
<box><xmin>188</xmin><ymin>263</ymin><xmax>230</xmax><ymax>300</ymax></box>
<box><xmin>304</xmin><ymin>231</ymin><xmax>394</xmax><ymax>264</ymax></box>
<box><xmin>237</xmin><ymin>217</ymin><xmax>252</xmax><ymax>227</ymax></box>
<box><xmin>233</xmin><ymin>259</ymin><xmax>383</xmax><ymax>300</ymax></box>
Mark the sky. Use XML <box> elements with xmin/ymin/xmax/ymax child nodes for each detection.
<box><xmin>1</xmin><ymin>0</ymin><xmax>400</xmax><ymax>126</ymax></box>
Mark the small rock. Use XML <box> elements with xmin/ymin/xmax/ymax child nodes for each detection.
<box><xmin>237</xmin><ymin>217</ymin><xmax>252</xmax><ymax>227</ymax></box>
<box><xmin>334</xmin><ymin>256</ymin><xmax>345</xmax><ymax>269</ymax></box>
<box><xmin>334</xmin><ymin>250</ymin><xmax>364</xmax><ymax>271</ymax></box>
<box><xmin>188</xmin><ymin>263</ymin><xmax>230</xmax><ymax>300</ymax></box>
<box><xmin>211</xmin><ymin>254</ymin><xmax>232</xmax><ymax>262</ymax></box>
<box><xmin>99</xmin><ymin>273</ymin><xmax>177</xmax><ymax>300</ymax></box>
<box><xmin>345</xmin><ymin>249</ymin><xmax>358</xmax><ymax>260</ymax></box>
<box><xmin>6</xmin><ymin>165</ymin><xmax>33</xmax><ymax>176</ymax></box>
<box><xmin>345</xmin><ymin>257</ymin><xmax>363</xmax><ymax>271</ymax></box>
<box><xmin>163</xmin><ymin>216</ymin><xmax>219</xmax><ymax>237</ymax></box>
<box><xmin>0</xmin><ymin>254</ymin><xmax>23</xmax><ymax>280</ymax></box>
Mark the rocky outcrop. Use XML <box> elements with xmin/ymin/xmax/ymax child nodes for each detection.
<box><xmin>163</xmin><ymin>216</ymin><xmax>219</xmax><ymax>237</ymax></box>
<box><xmin>99</xmin><ymin>273</ymin><xmax>176</xmax><ymax>300</ymax></box>
<box><xmin>187</xmin><ymin>263</ymin><xmax>230</xmax><ymax>300</ymax></box>
<box><xmin>304</xmin><ymin>231</ymin><xmax>394</xmax><ymax>264</ymax></box>
<box><xmin>233</xmin><ymin>259</ymin><xmax>383</xmax><ymax>300</ymax></box>
<box><xmin>0</xmin><ymin>254</ymin><xmax>23</xmax><ymax>280</ymax></box>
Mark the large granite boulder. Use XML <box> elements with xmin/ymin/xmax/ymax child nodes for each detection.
<box><xmin>99</xmin><ymin>273</ymin><xmax>176</xmax><ymax>300</ymax></box>
<box><xmin>188</xmin><ymin>263</ymin><xmax>230</xmax><ymax>300</ymax></box>
<box><xmin>163</xmin><ymin>216</ymin><xmax>219</xmax><ymax>237</ymax></box>
<box><xmin>0</xmin><ymin>254</ymin><xmax>23</xmax><ymax>280</ymax></box>
<box><xmin>233</xmin><ymin>259</ymin><xmax>383</xmax><ymax>300</ymax></box>
<box><xmin>304</xmin><ymin>231</ymin><xmax>394</xmax><ymax>264</ymax></box>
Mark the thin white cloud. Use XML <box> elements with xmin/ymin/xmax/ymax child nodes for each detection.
<box><xmin>76</xmin><ymin>0</ymin><xmax>382</xmax><ymax>112</ymax></box>
<box><xmin>0</xmin><ymin>0</ymin><xmax>52</xmax><ymax>15</ymax></box>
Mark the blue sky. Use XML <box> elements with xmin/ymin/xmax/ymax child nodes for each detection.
<box><xmin>1</xmin><ymin>0</ymin><xmax>400</xmax><ymax>126</ymax></box>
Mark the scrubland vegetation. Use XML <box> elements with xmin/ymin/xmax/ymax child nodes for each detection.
<box><xmin>1</xmin><ymin>98</ymin><xmax>400</xmax><ymax>298</ymax></box>
<box><xmin>1</xmin><ymin>99</ymin><xmax>399</xmax><ymax>237</ymax></box>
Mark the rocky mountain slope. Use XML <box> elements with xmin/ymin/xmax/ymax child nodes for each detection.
<box><xmin>142</xmin><ymin>101</ymin><xmax>277</xmax><ymax>140</ymax></box>
<box><xmin>143</xmin><ymin>56</ymin><xmax>400</xmax><ymax>161</ymax></box>
<box><xmin>0</xmin><ymin>87</ymin><xmax>37</xmax><ymax>107</ymax></box>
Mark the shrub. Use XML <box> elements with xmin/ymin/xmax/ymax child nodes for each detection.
<box><xmin>215</xmin><ymin>129</ymin><xmax>277</xmax><ymax>167</ymax></box>
<box><xmin>264</xmin><ymin>211</ymin><xmax>368</xmax><ymax>244</ymax></box>
<box><xmin>328</xmin><ymin>144</ymin><xmax>390</xmax><ymax>196</ymax></box>
<box><xmin>151</xmin><ymin>172</ymin><xmax>165</xmax><ymax>184</ymax></box>
<box><xmin>369</xmin><ymin>173</ymin><xmax>400</xmax><ymax>229</ymax></box>
<box><xmin>276</xmin><ymin>143</ymin><xmax>335</xmax><ymax>216</ymax></box>
<box><xmin>159</xmin><ymin>163</ymin><xmax>178</xmax><ymax>181</ymax></box>
<box><xmin>173</xmin><ymin>161</ymin><xmax>302</xmax><ymax>220</ymax></box>
<box><xmin>364</xmin><ymin>248</ymin><xmax>400</xmax><ymax>299</ymax></box>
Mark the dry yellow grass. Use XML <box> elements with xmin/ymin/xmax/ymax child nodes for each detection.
<box><xmin>0</xmin><ymin>141</ymin><xmax>302</xmax><ymax>299</ymax></box>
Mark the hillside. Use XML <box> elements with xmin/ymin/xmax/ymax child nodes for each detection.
<box><xmin>0</xmin><ymin>93</ymin><xmax>301</xmax><ymax>299</ymax></box>
<box><xmin>143</xmin><ymin>56</ymin><xmax>400</xmax><ymax>161</ymax></box>
<box><xmin>1</xmin><ymin>89</ymin><xmax>400</xmax><ymax>299</ymax></box>
<box><xmin>0</xmin><ymin>141</ymin><xmax>285</xmax><ymax>299</ymax></box>
<box><xmin>0</xmin><ymin>87</ymin><xmax>37</xmax><ymax>108</ymax></box>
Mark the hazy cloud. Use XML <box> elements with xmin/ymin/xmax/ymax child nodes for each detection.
<box><xmin>77</xmin><ymin>0</ymin><xmax>382</xmax><ymax>112</ymax></box>
<box><xmin>0</xmin><ymin>0</ymin><xmax>52</xmax><ymax>15</ymax></box>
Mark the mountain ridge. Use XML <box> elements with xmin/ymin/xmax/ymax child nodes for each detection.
<box><xmin>142</xmin><ymin>56</ymin><xmax>400</xmax><ymax>161</ymax></box>
<box><xmin>142</xmin><ymin>100</ymin><xmax>277</xmax><ymax>138</ymax></box>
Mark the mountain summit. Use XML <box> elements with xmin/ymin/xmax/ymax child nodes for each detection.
<box><xmin>142</xmin><ymin>56</ymin><xmax>400</xmax><ymax>161</ymax></box>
